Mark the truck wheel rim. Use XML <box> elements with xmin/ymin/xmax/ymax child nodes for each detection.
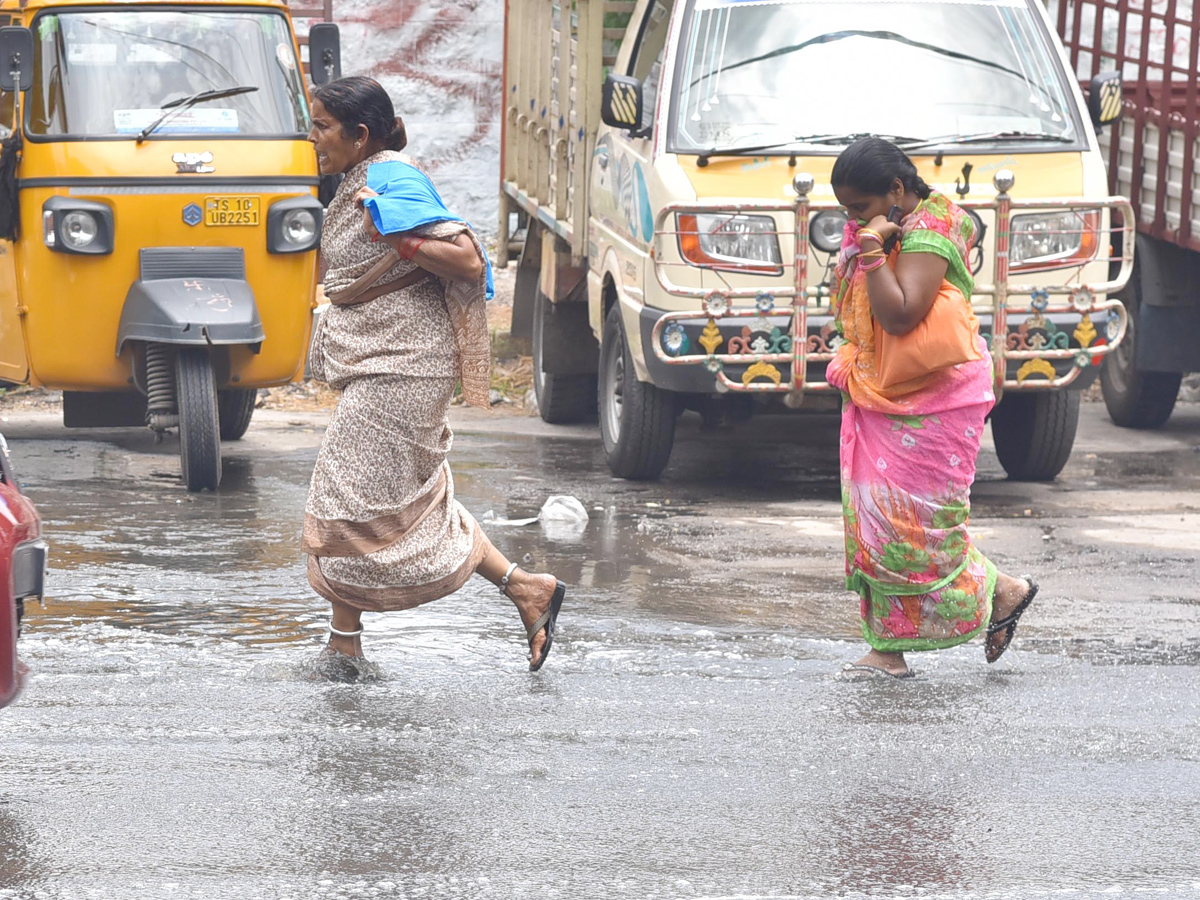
<box><xmin>1108</xmin><ymin>302</ymin><xmax>1136</xmax><ymax>392</ymax></box>
<box><xmin>603</xmin><ymin>332</ymin><xmax>625</xmax><ymax>440</ymax></box>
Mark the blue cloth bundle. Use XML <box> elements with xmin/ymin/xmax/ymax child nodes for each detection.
<box><xmin>363</xmin><ymin>160</ymin><xmax>494</xmax><ymax>299</ymax></box>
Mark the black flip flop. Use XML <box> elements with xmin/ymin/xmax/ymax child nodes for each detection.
<box><xmin>527</xmin><ymin>580</ymin><xmax>566</xmax><ymax>672</ymax></box>
<box><xmin>985</xmin><ymin>575</ymin><xmax>1039</xmax><ymax>664</ymax></box>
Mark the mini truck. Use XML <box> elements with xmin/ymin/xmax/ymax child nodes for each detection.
<box><xmin>0</xmin><ymin>0</ymin><xmax>342</xmax><ymax>491</ymax></box>
<box><xmin>499</xmin><ymin>0</ymin><xmax>1136</xmax><ymax>481</ymax></box>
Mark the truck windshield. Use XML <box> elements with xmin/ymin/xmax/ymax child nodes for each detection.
<box><xmin>26</xmin><ymin>10</ymin><xmax>309</xmax><ymax>139</ymax></box>
<box><xmin>671</xmin><ymin>0</ymin><xmax>1080</xmax><ymax>155</ymax></box>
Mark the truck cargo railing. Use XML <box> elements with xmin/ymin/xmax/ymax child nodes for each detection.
<box><xmin>649</xmin><ymin>171</ymin><xmax>1135</xmax><ymax>398</ymax></box>
<box><xmin>1055</xmin><ymin>0</ymin><xmax>1200</xmax><ymax>254</ymax></box>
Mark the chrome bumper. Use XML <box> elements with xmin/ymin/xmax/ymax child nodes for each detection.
<box><xmin>648</xmin><ymin>172</ymin><xmax>1135</xmax><ymax>397</ymax></box>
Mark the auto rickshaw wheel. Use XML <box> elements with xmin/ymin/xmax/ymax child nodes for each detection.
<box><xmin>218</xmin><ymin>389</ymin><xmax>258</xmax><ymax>441</ymax></box>
<box><xmin>176</xmin><ymin>347</ymin><xmax>222</xmax><ymax>492</ymax></box>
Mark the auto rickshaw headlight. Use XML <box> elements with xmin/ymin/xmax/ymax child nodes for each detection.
<box><xmin>268</xmin><ymin>197</ymin><xmax>324</xmax><ymax>254</ymax></box>
<box><xmin>62</xmin><ymin>212</ymin><xmax>99</xmax><ymax>250</ymax></box>
<box><xmin>41</xmin><ymin>197</ymin><xmax>114</xmax><ymax>256</ymax></box>
<box><xmin>283</xmin><ymin>209</ymin><xmax>317</xmax><ymax>246</ymax></box>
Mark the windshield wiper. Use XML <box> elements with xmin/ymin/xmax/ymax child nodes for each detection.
<box><xmin>137</xmin><ymin>85</ymin><xmax>259</xmax><ymax>143</ymax></box>
<box><xmin>696</xmin><ymin>132</ymin><xmax>926</xmax><ymax>166</ymax></box>
<box><xmin>902</xmin><ymin>131</ymin><xmax>1075</xmax><ymax>152</ymax></box>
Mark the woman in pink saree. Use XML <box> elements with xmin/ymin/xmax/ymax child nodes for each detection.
<box><xmin>827</xmin><ymin>138</ymin><xmax>1038</xmax><ymax>678</ymax></box>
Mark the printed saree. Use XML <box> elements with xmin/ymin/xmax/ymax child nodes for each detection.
<box><xmin>827</xmin><ymin>192</ymin><xmax>998</xmax><ymax>651</ymax></box>
<box><xmin>303</xmin><ymin>151</ymin><xmax>489</xmax><ymax>612</ymax></box>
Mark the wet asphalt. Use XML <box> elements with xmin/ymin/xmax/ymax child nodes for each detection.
<box><xmin>0</xmin><ymin>401</ymin><xmax>1198</xmax><ymax>900</ymax></box>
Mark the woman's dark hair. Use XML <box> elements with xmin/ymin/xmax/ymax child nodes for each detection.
<box><xmin>312</xmin><ymin>76</ymin><xmax>407</xmax><ymax>152</ymax></box>
<box><xmin>831</xmin><ymin>136</ymin><xmax>931</xmax><ymax>200</ymax></box>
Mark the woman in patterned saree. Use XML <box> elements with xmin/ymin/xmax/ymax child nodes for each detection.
<box><xmin>304</xmin><ymin>77</ymin><xmax>564</xmax><ymax>674</ymax></box>
<box><xmin>828</xmin><ymin>137</ymin><xmax>1038</xmax><ymax>678</ymax></box>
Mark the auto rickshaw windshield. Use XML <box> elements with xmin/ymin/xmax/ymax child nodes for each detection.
<box><xmin>25</xmin><ymin>9</ymin><xmax>310</xmax><ymax>139</ymax></box>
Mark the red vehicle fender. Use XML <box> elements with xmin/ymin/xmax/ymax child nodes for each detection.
<box><xmin>0</xmin><ymin>447</ymin><xmax>45</xmax><ymax>711</ymax></box>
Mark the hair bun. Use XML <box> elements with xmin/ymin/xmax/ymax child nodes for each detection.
<box><xmin>386</xmin><ymin>116</ymin><xmax>408</xmax><ymax>152</ymax></box>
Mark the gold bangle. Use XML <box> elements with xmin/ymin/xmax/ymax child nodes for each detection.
<box><xmin>857</xmin><ymin>249</ymin><xmax>886</xmax><ymax>258</ymax></box>
<box><xmin>858</xmin><ymin>228</ymin><xmax>885</xmax><ymax>246</ymax></box>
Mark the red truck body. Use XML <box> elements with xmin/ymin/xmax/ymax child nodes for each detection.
<box><xmin>1055</xmin><ymin>0</ymin><xmax>1200</xmax><ymax>427</ymax></box>
<box><xmin>1057</xmin><ymin>0</ymin><xmax>1200</xmax><ymax>252</ymax></box>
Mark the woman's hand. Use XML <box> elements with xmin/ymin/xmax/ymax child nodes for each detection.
<box><xmin>861</xmin><ymin>214</ymin><xmax>901</xmax><ymax>247</ymax></box>
<box><xmin>354</xmin><ymin>187</ymin><xmax>379</xmax><ymax>240</ymax></box>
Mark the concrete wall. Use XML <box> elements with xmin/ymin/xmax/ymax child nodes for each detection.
<box><xmin>321</xmin><ymin>0</ymin><xmax>505</xmax><ymax>238</ymax></box>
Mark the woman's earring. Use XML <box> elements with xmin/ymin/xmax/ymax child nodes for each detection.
<box><xmin>355</xmin><ymin>141</ymin><xmax>361</xmax><ymax>149</ymax></box>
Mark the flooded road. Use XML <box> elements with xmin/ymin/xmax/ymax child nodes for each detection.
<box><xmin>2</xmin><ymin>403</ymin><xmax>1199</xmax><ymax>899</ymax></box>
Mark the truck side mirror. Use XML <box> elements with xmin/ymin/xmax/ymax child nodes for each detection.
<box><xmin>1089</xmin><ymin>71</ymin><xmax>1123</xmax><ymax>128</ymax></box>
<box><xmin>0</xmin><ymin>26</ymin><xmax>34</xmax><ymax>93</ymax></box>
<box><xmin>601</xmin><ymin>74</ymin><xmax>643</xmax><ymax>132</ymax></box>
<box><xmin>308</xmin><ymin>23</ymin><xmax>341</xmax><ymax>86</ymax></box>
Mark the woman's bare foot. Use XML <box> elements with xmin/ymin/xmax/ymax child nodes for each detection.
<box><xmin>503</xmin><ymin>568</ymin><xmax>558</xmax><ymax>665</ymax></box>
<box><xmin>850</xmin><ymin>648</ymin><xmax>910</xmax><ymax>677</ymax></box>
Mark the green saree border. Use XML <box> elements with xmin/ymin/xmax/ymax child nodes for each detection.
<box><xmin>845</xmin><ymin>553</ymin><xmax>970</xmax><ymax>598</ymax></box>
<box><xmin>900</xmin><ymin>229</ymin><xmax>974</xmax><ymax>300</ymax></box>
<box><xmin>857</xmin><ymin>554</ymin><xmax>998</xmax><ymax>653</ymax></box>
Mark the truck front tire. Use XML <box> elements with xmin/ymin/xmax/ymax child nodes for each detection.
<box><xmin>1100</xmin><ymin>261</ymin><xmax>1181</xmax><ymax>428</ymax></box>
<box><xmin>599</xmin><ymin>304</ymin><xmax>678</xmax><ymax>480</ymax></box>
<box><xmin>990</xmin><ymin>389</ymin><xmax>1079</xmax><ymax>481</ymax></box>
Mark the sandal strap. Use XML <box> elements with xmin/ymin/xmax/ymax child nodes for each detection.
<box><xmin>329</xmin><ymin>624</ymin><xmax>363</xmax><ymax>638</ymax></box>
<box><xmin>499</xmin><ymin>561</ymin><xmax>519</xmax><ymax>597</ymax></box>
<box><xmin>986</xmin><ymin>577</ymin><xmax>1039</xmax><ymax>635</ymax></box>
<box><xmin>526</xmin><ymin>605</ymin><xmax>552</xmax><ymax>642</ymax></box>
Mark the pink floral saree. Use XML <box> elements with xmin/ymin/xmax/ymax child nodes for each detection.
<box><xmin>827</xmin><ymin>192</ymin><xmax>998</xmax><ymax>652</ymax></box>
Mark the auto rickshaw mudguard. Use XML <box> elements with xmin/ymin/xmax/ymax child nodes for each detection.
<box><xmin>116</xmin><ymin>247</ymin><xmax>265</xmax><ymax>353</ymax></box>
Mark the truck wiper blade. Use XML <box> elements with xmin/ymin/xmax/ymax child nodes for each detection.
<box><xmin>905</xmin><ymin>131</ymin><xmax>1075</xmax><ymax>150</ymax></box>
<box><xmin>137</xmin><ymin>85</ymin><xmax>259</xmax><ymax>143</ymax></box>
<box><xmin>696</xmin><ymin>132</ymin><xmax>927</xmax><ymax>165</ymax></box>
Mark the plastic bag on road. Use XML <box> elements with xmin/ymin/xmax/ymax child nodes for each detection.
<box><xmin>538</xmin><ymin>495</ymin><xmax>590</xmax><ymax>523</ymax></box>
<box><xmin>480</xmin><ymin>509</ymin><xmax>539</xmax><ymax>527</ymax></box>
<box><xmin>539</xmin><ymin>495</ymin><xmax>589</xmax><ymax>543</ymax></box>
<box><xmin>478</xmin><ymin>495</ymin><xmax>589</xmax><ymax>533</ymax></box>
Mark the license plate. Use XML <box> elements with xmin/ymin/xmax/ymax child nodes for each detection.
<box><xmin>204</xmin><ymin>196</ymin><xmax>260</xmax><ymax>226</ymax></box>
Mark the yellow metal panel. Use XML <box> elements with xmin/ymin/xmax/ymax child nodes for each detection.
<box><xmin>682</xmin><ymin>153</ymin><xmax>1085</xmax><ymax>202</ymax></box>
<box><xmin>19</xmin><ymin>0</ymin><xmax>287</xmax><ymax>10</ymax></box>
<box><xmin>0</xmin><ymin>241</ymin><xmax>27</xmax><ymax>385</ymax></box>
<box><xmin>12</xmin><ymin>134</ymin><xmax>319</xmax><ymax>391</ymax></box>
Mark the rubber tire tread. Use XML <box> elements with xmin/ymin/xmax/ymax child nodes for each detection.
<box><xmin>176</xmin><ymin>347</ymin><xmax>222</xmax><ymax>492</ymax></box>
<box><xmin>1100</xmin><ymin>259</ymin><xmax>1181</xmax><ymax>429</ymax></box>
<box><xmin>218</xmin><ymin>388</ymin><xmax>257</xmax><ymax>441</ymax></box>
<box><xmin>990</xmin><ymin>389</ymin><xmax>1079</xmax><ymax>482</ymax></box>
<box><xmin>533</xmin><ymin>289</ymin><xmax>597</xmax><ymax>424</ymax></box>
<box><xmin>599</xmin><ymin>304</ymin><xmax>677</xmax><ymax>480</ymax></box>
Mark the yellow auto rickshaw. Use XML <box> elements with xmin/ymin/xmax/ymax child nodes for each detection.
<box><xmin>0</xmin><ymin>0</ymin><xmax>342</xmax><ymax>490</ymax></box>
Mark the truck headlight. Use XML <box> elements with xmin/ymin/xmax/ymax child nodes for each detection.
<box><xmin>810</xmin><ymin>210</ymin><xmax>848</xmax><ymax>253</ymax></box>
<box><xmin>677</xmin><ymin>213</ymin><xmax>782</xmax><ymax>275</ymax></box>
<box><xmin>1010</xmin><ymin>210</ymin><xmax>1099</xmax><ymax>272</ymax></box>
<box><xmin>42</xmin><ymin>198</ymin><xmax>114</xmax><ymax>256</ymax></box>
<box><xmin>267</xmin><ymin>196</ymin><xmax>324</xmax><ymax>254</ymax></box>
